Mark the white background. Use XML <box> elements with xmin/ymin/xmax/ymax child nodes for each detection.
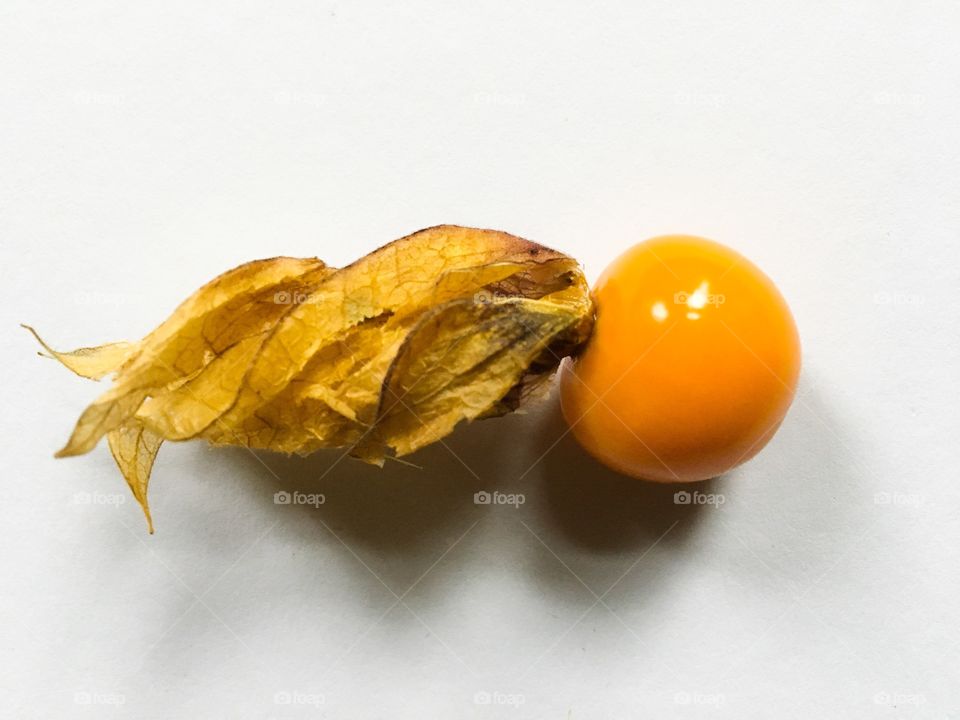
<box><xmin>2</xmin><ymin>1</ymin><xmax>958</xmax><ymax>718</ymax></box>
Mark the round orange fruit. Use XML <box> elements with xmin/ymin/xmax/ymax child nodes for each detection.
<box><xmin>559</xmin><ymin>235</ymin><xmax>801</xmax><ymax>482</ymax></box>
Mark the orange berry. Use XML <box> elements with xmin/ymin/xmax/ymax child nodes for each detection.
<box><xmin>559</xmin><ymin>235</ymin><xmax>801</xmax><ymax>482</ymax></box>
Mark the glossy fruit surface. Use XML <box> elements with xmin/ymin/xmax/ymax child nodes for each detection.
<box><xmin>559</xmin><ymin>235</ymin><xmax>801</xmax><ymax>482</ymax></box>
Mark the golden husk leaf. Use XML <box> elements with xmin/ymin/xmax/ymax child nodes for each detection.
<box><xmin>28</xmin><ymin>226</ymin><xmax>593</xmax><ymax>531</ymax></box>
